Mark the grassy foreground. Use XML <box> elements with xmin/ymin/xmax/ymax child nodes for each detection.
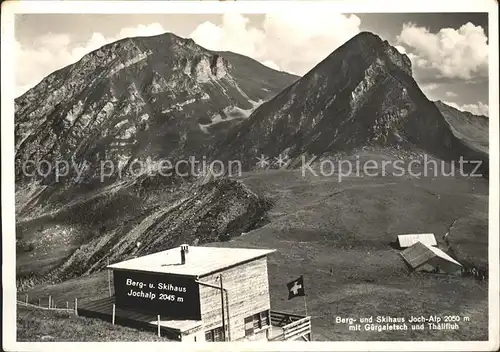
<box><xmin>17</xmin><ymin>305</ymin><xmax>171</xmax><ymax>342</ymax></box>
<box><xmin>18</xmin><ymin>162</ymin><xmax>489</xmax><ymax>341</ymax></box>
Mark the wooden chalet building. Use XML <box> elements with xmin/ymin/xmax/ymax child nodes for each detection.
<box><xmin>400</xmin><ymin>241</ymin><xmax>462</xmax><ymax>274</ymax></box>
<box><xmin>77</xmin><ymin>245</ymin><xmax>312</xmax><ymax>342</ymax></box>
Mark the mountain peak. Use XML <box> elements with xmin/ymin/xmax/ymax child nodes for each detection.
<box><xmin>14</xmin><ymin>30</ymin><xmax>299</xmax><ymax>184</ymax></box>
<box><xmin>352</xmin><ymin>31</ymin><xmax>383</xmax><ymax>42</ymax></box>
<box><xmin>346</xmin><ymin>31</ymin><xmax>412</xmax><ymax>76</ymax></box>
<box><xmin>213</xmin><ymin>31</ymin><xmax>487</xmax><ymax>175</ymax></box>
<box><xmin>381</xmin><ymin>39</ymin><xmax>412</xmax><ymax>76</ymax></box>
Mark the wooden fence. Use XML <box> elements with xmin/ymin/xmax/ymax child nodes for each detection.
<box><xmin>269</xmin><ymin>311</ymin><xmax>312</xmax><ymax>341</ymax></box>
<box><xmin>16</xmin><ymin>294</ymin><xmax>78</xmax><ymax>314</ymax></box>
<box><xmin>17</xmin><ymin>300</ymin><xmax>76</xmax><ymax>314</ymax></box>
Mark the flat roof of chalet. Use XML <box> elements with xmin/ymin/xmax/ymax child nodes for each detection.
<box><xmin>107</xmin><ymin>246</ymin><xmax>276</xmax><ymax>277</ymax></box>
<box><xmin>147</xmin><ymin>318</ymin><xmax>202</xmax><ymax>333</ymax></box>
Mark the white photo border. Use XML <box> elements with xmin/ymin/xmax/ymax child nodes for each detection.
<box><xmin>2</xmin><ymin>1</ymin><xmax>498</xmax><ymax>351</ymax></box>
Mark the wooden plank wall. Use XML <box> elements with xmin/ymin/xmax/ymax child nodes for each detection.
<box><xmin>199</xmin><ymin>257</ymin><xmax>271</xmax><ymax>341</ymax></box>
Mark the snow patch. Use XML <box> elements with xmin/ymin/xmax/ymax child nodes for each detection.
<box><xmin>94</xmin><ymin>102</ymin><xmax>115</xmax><ymax>130</ymax></box>
<box><xmin>111</xmin><ymin>141</ymin><xmax>130</xmax><ymax>147</ymax></box>
<box><xmin>65</xmin><ymin>100</ymin><xmax>84</xmax><ymax>123</ymax></box>
<box><xmin>115</xmin><ymin>119</ymin><xmax>128</xmax><ymax>129</ymax></box>
<box><xmin>179</xmin><ymin>98</ymin><xmax>196</xmax><ymax>107</ymax></box>
<box><xmin>108</xmin><ymin>50</ymin><xmax>152</xmax><ymax>77</ymax></box>
<box><xmin>198</xmin><ymin>99</ymin><xmax>263</xmax><ymax>133</ymax></box>
<box><xmin>161</xmin><ymin>98</ymin><xmax>196</xmax><ymax>113</ymax></box>
<box><xmin>199</xmin><ymin>124</ymin><xmax>209</xmax><ymax>134</ymax></box>
<box><xmin>184</xmin><ymin>61</ymin><xmax>192</xmax><ymax>76</ymax></box>
<box><xmin>78</xmin><ymin>112</ymin><xmax>93</xmax><ymax>130</ymax></box>
<box><xmin>120</xmin><ymin>125</ymin><xmax>136</xmax><ymax>139</ymax></box>
<box><xmin>224</xmin><ymin>99</ymin><xmax>263</xmax><ymax>119</ymax></box>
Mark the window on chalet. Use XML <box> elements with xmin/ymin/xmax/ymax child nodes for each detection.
<box><xmin>244</xmin><ymin>309</ymin><xmax>270</xmax><ymax>336</ymax></box>
<box><xmin>205</xmin><ymin>326</ymin><xmax>224</xmax><ymax>342</ymax></box>
<box><xmin>244</xmin><ymin>316</ymin><xmax>254</xmax><ymax>336</ymax></box>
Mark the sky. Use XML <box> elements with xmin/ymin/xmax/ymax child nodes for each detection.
<box><xmin>14</xmin><ymin>12</ymin><xmax>489</xmax><ymax>116</ymax></box>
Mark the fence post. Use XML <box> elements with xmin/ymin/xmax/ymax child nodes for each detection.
<box><xmin>108</xmin><ymin>258</ymin><xmax>112</xmax><ymax>297</ymax></box>
<box><xmin>157</xmin><ymin>315</ymin><xmax>161</xmax><ymax>337</ymax></box>
<box><xmin>38</xmin><ymin>298</ymin><xmax>41</xmax><ymax>307</ymax></box>
<box><xmin>66</xmin><ymin>301</ymin><xmax>69</xmax><ymax>310</ymax></box>
<box><xmin>25</xmin><ymin>294</ymin><xmax>28</xmax><ymax>306</ymax></box>
<box><xmin>112</xmin><ymin>304</ymin><xmax>116</xmax><ymax>325</ymax></box>
<box><xmin>48</xmin><ymin>295</ymin><xmax>51</xmax><ymax>309</ymax></box>
<box><xmin>75</xmin><ymin>298</ymin><xmax>78</xmax><ymax>316</ymax></box>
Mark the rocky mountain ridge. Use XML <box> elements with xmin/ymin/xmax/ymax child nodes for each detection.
<box><xmin>434</xmin><ymin>100</ymin><xmax>489</xmax><ymax>155</ymax></box>
<box><xmin>15</xmin><ymin>32</ymin><xmax>298</xmax><ymax>186</ymax></box>
<box><xmin>213</xmin><ymin>32</ymin><xmax>489</xmax><ymax>174</ymax></box>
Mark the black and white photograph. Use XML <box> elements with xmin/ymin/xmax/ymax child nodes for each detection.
<box><xmin>2</xmin><ymin>0</ymin><xmax>499</xmax><ymax>351</ymax></box>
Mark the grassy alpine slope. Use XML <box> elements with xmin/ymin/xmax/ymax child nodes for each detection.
<box><xmin>17</xmin><ymin>305</ymin><xmax>170</xmax><ymax>342</ymax></box>
<box><xmin>18</xmin><ymin>151</ymin><xmax>489</xmax><ymax>341</ymax></box>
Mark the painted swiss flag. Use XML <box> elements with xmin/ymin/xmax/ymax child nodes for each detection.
<box><xmin>287</xmin><ymin>275</ymin><xmax>305</xmax><ymax>300</ymax></box>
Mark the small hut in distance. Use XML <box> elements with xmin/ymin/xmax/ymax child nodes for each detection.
<box><xmin>400</xmin><ymin>241</ymin><xmax>462</xmax><ymax>275</ymax></box>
